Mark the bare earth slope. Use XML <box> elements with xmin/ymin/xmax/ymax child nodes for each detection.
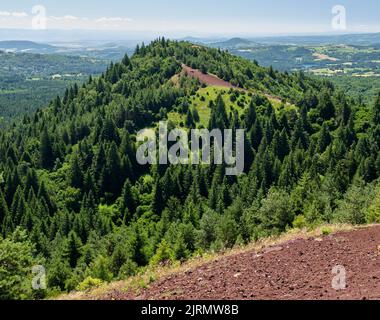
<box><xmin>180</xmin><ymin>64</ymin><xmax>284</xmax><ymax>103</ymax></box>
<box><xmin>181</xmin><ymin>64</ymin><xmax>236</xmax><ymax>88</ymax></box>
<box><xmin>105</xmin><ymin>226</ymin><xmax>380</xmax><ymax>300</ymax></box>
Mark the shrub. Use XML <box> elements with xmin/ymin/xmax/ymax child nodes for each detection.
<box><xmin>321</xmin><ymin>227</ymin><xmax>332</xmax><ymax>236</ymax></box>
<box><xmin>89</xmin><ymin>256</ymin><xmax>113</xmax><ymax>282</ymax></box>
<box><xmin>118</xmin><ymin>260</ymin><xmax>138</xmax><ymax>279</ymax></box>
<box><xmin>333</xmin><ymin>182</ymin><xmax>373</xmax><ymax>224</ymax></box>
<box><xmin>259</xmin><ymin>187</ymin><xmax>294</xmax><ymax>233</ymax></box>
<box><xmin>293</xmin><ymin>215</ymin><xmax>307</xmax><ymax>229</ymax></box>
<box><xmin>366</xmin><ymin>186</ymin><xmax>380</xmax><ymax>223</ymax></box>
<box><xmin>76</xmin><ymin>277</ymin><xmax>103</xmax><ymax>292</ymax></box>
<box><xmin>150</xmin><ymin>239</ymin><xmax>173</xmax><ymax>265</ymax></box>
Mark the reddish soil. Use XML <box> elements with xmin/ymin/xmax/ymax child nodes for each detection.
<box><xmin>181</xmin><ymin>64</ymin><xmax>237</xmax><ymax>89</ymax></box>
<box><xmin>105</xmin><ymin>226</ymin><xmax>380</xmax><ymax>300</ymax></box>
<box><xmin>180</xmin><ymin>64</ymin><xmax>284</xmax><ymax>104</ymax></box>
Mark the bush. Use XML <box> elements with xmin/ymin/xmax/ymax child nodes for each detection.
<box><xmin>366</xmin><ymin>186</ymin><xmax>380</xmax><ymax>223</ymax></box>
<box><xmin>118</xmin><ymin>259</ymin><xmax>138</xmax><ymax>279</ymax></box>
<box><xmin>89</xmin><ymin>256</ymin><xmax>113</xmax><ymax>282</ymax></box>
<box><xmin>293</xmin><ymin>215</ymin><xmax>307</xmax><ymax>229</ymax></box>
<box><xmin>76</xmin><ymin>277</ymin><xmax>103</xmax><ymax>292</ymax></box>
<box><xmin>321</xmin><ymin>227</ymin><xmax>332</xmax><ymax>236</ymax></box>
<box><xmin>333</xmin><ymin>182</ymin><xmax>373</xmax><ymax>224</ymax></box>
<box><xmin>259</xmin><ymin>188</ymin><xmax>294</xmax><ymax>233</ymax></box>
<box><xmin>150</xmin><ymin>240</ymin><xmax>173</xmax><ymax>265</ymax></box>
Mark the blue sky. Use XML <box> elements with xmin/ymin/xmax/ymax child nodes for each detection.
<box><xmin>0</xmin><ymin>0</ymin><xmax>379</xmax><ymax>36</ymax></box>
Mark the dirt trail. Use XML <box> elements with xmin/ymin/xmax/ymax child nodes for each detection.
<box><xmin>105</xmin><ymin>226</ymin><xmax>380</xmax><ymax>300</ymax></box>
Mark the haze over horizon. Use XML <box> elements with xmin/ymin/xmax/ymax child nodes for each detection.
<box><xmin>0</xmin><ymin>0</ymin><xmax>379</xmax><ymax>40</ymax></box>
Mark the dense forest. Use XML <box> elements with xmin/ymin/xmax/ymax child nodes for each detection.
<box><xmin>1</xmin><ymin>38</ymin><xmax>380</xmax><ymax>299</ymax></box>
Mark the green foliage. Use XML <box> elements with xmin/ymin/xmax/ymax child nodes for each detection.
<box><xmin>150</xmin><ymin>239</ymin><xmax>173</xmax><ymax>265</ymax></box>
<box><xmin>293</xmin><ymin>215</ymin><xmax>307</xmax><ymax>229</ymax></box>
<box><xmin>89</xmin><ymin>256</ymin><xmax>113</xmax><ymax>282</ymax></box>
<box><xmin>258</xmin><ymin>188</ymin><xmax>294</xmax><ymax>234</ymax></box>
<box><xmin>1</xmin><ymin>38</ymin><xmax>380</xmax><ymax>299</ymax></box>
<box><xmin>366</xmin><ymin>184</ymin><xmax>380</xmax><ymax>223</ymax></box>
<box><xmin>333</xmin><ymin>181</ymin><xmax>373</xmax><ymax>224</ymax></box>
<box><xmin>0</xmin><ymin>228</ymin><xmax>41</xmax><ymax>300</ymax></box>
<box><xmin>321</xmin><ymin>227</ymin><xmax>332</xmax><ymax>236</ymax></box>
<box><xmin>76</xmin><ymin>277</ymin><xmax>103</xmax><ymax>292</ymax></box>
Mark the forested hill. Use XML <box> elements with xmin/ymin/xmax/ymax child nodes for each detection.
<box><xmin>1</xmin><ymin>38</ymin><xmax>380</xmax><ymax>299</ymax></box>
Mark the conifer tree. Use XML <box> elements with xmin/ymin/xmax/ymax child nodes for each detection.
<box><xmin>318</xmin><ymin>123</ymin><xmax>332</xmax><ymax>153</ymax></box>
<box><xmin>40</xmin><ymin>127</ymin><xmax>55</xmax><ymax>169</ymax></box>
<box><xmin>374</xmin><ymin>92</ymin><xmax>380</xmax><ymax>124</ymax></box>
<box><xmin>70</xmin><ymin>153</ymin><xmax>83</xmax><ymax>189</ymax></box>
<box><xmin>63</xmin><ymin>231</ymin><xmax>82</xmax><ymax>268</ymax></box>
<box><xmin>120</xmin><ymin>179</ymin><xmax>136</xmax><ymax>222</ymax></box>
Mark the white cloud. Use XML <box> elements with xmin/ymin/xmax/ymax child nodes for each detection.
<box><xmin>63</xmin><ymin>15</ymin><xmax>78</xmax><ymax>20</ymax></box>
<box><xmin>12</xmin><ymin>12</ymin><xmax>28</xmax><ymax>17</ymax></box>
<box><xmin>96</xmin><ymin>17</ymin><xmax>132</xmax><ymax>23</ymax></box>
<box><xmin>49</xmin><ymin>15</ymin><xmax>79</xmax><ymax>21</ymax></box>
<box><xmin>42</xmin><ymin>15</ymin><xmax>133</xmax><ymax>29</ymax></box>
<box><xmin>0</xmin><ymin>11</ymin><xmax>28</xmax><ymax>17</ymax></box>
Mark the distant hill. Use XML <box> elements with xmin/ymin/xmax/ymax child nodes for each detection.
<box><xmin>0</xmin><ymin>40</ymin><xmax>134</xmax><ymax>60</ymax></box>
<box><xmin>246</xmin><ymin>32</ymin><xmax>380</xmax><ymax>46</ymax></box>
<box><xmin>0</xmin><ymin>40</ymin><xmax>57</xmax><ymax>52</ymax></box>
<box><xmin>210</xmin><ymin>37</ymin><xmax>258</xmax><ymax>48</ymax></box>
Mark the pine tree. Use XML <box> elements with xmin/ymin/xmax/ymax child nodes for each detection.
<box><xmin>374</xmin><ymin>92</ymin><xmax>380</xmax><ymax>124</ymax></box>
<box><xmin>152</xmin><ymin>179</ymin><xmax>164</xmax><ymax>215</ymax></box>
<box><xmin>250</xmin><ymin>119</ymin><xmax>263</xmax><ymax>150</ymax></box>
<box><xmin>120</xmin><ymin>179</ymin><xmax>136</xmax><ymax>222</ymax></box>
<box><xmin>69</xmin><ymin>153</ymin><xmax>83</xmax><ymax>189</ymax></box>
<box><xmin>122</xmin><ymin>54</ymin><xmax>131</xmax><ymax>67</ymax></box>
<box><xmin>318</xmin><ymin>123</ymin><xmax>332</xmax><ymax>153</ymax></box>
<box><xmin>40</xmin><ymin>127</ymin><xmax>54</xmax><ymax>169</ymax></box>
<box><xmin>0</xmin><ymin>191</ymin><xmax>9</xmax><ymax>226</ymax></box>
<box><xmin>25</xmin><ymin>169</ymin><xmax>39</xmax><ymax>195</ymax></box>
<box><xmin>185</xmin><ymin>109</ymin><xmax>194</xmax><ymax>127</ymax></box>
<box><xmin>104</xmin><ymin>143</ymin><xmax>122</xmax><ymax>200</ymax></box>
<box><xmin>209</xmin><ymin>94</ymin><xmax>228</xmax><ymax>130</ymax></box>
<box><xmin>318</xmin><ymin>90</ymin><xmax>335</xmax><ymax>120</ymax></box>
<box><xmin>272</xmin><ymin>129</ymin><xmax>289</xmax><ymax>161</ymax></box>
<box><xmin>63</xmin><ymin>231</ymin><xmax>82</xmax><ymax>268</ymax></box>
<box><xmin>245</xmin><ymin>100</ymin><xmax>257</xmax><ymax>127</ymax></box>
<box><xmin>100</xmin><ymin>118</ymin><xmax>120</xmax><ymax>144</ymax></box>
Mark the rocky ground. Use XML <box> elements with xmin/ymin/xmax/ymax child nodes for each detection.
<box><xmin>104</xmin><ymin>226</ymin><xmax>380</xmax><ymax>300</ymax></box>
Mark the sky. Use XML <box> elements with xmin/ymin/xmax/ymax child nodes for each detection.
<box><xmin>0</xmin><ymin>0</ymin><xmax>379</xmax><ymax>37</ymax></box>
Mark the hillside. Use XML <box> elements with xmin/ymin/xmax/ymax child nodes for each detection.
<box><xmin>1</xmin><ymin>38</ymin><xmax>380</xmax><ymax>300</ymax></box>
<box><xmin>62</xmin><ymin>225</ymin><xmax>380</xmax><ymax>300</ymax></box>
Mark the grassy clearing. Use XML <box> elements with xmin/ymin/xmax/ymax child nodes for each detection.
<box><xmin>168</xmin><ymin>86</ymin><xmax>250</xmax><ymax>128</ymax></box>
<box><xmin>167</xmin><ymin>86</ymin><xmax>296</xmax><ymax>129</ymax></box>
